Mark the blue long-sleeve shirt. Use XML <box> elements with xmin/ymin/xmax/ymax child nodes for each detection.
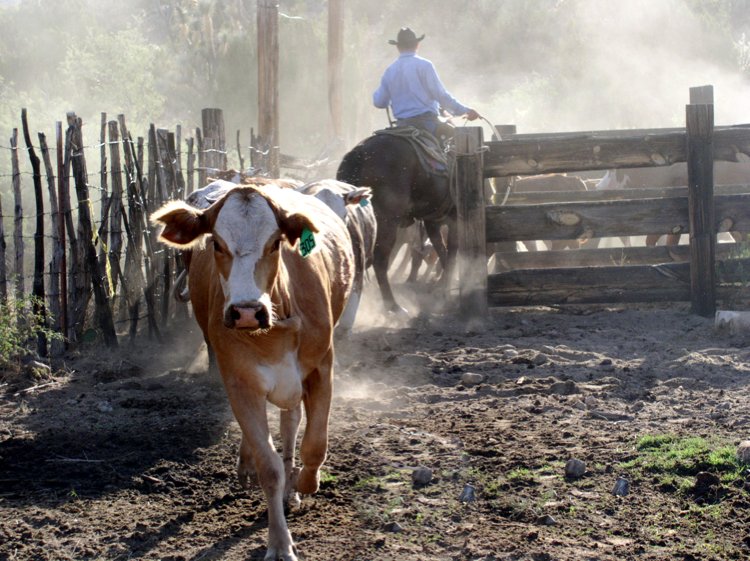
<box><xmin>373</xmin><ymin>52</ymin><xmax>470</xmax><ymax>119</ymax></box>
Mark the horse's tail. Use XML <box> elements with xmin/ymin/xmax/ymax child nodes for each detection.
<box><xmin>336</xmin><ymin>143</ymin><xmax>366</xmax><ymax>186</ymax></box>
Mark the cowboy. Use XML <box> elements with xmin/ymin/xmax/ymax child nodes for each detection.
<box><xmin>373</xmin><ymin>27</ymin><xmax>479</xmax><ymax>139</ymax></box>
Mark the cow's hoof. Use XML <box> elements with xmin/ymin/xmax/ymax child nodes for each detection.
<box><xmin>237</xmin><ymin>458</ymin><xmax>257</xmax><ymax>489</ymax></box>
<box><xmin>285</xmin><ymin>491</ymin><xmax>301</xmax><ymax>511</ymax></box>
<box><xmin>264</xmin><ymin>547</ymin><xmax>298</xmax><ymax>561</ymax></box>
<box><xmin>296</xmin><ymin>467</ymin><xmax>320</xmax><ymax>494</ymax></box>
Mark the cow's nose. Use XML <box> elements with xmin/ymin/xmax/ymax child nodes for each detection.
<box><xmin>225</xmin><ymin>302</ymin><xmax>270</xmax><ymax>330</ymax></box>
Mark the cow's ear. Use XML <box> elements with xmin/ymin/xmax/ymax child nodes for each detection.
<box><xmin>280</xmin><ymin>212</ymin><xmax>318</xmax><ymax>246</ymax></box>
<box><xmin>344</xmin><ymin>187</ymin><xmax>372</xmax><ymax>206</ymax></box>
<box><xmin>151</xmin><ymin>201</ymin><xmax>211</xmax><ymax>248</ymax></box>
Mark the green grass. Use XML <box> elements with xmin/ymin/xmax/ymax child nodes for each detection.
<box><xmin>621</xmin><ymin>434</ymin><xmax>744</xmax><ymax>490</ymax></box>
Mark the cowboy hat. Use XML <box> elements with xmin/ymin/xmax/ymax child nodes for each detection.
<box><xmin>388</xmin><ymin>27</ymin><xmax>425</xmax><ymax>46</ymax></box>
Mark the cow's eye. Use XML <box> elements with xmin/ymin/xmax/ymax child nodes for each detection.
<box><xmin>273</xmin><ymin>238</ymin><xmax>281</xmax><ymax>251</ymax></box>
<box><xmin>213</xmin><ymin>239</ymin><xmax>223</xmax><ymax>253</ymax></box>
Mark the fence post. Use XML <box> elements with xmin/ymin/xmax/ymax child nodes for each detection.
<box><xmin>686</xmin><ymin>103</ymin><xmax>716</xmax><ymax>317</ymax></box>
<box><xmin>0</xmin><ymin>183</ymin><xmax>6</xmax><ymax>305</ymax></box>
<box><xmin>56</xmin><ymin>122</ymin><xmax>69</xmax><ymax>343</ymax></box>
<box><xmin>201</xmin><ymin>108</ymin><xmax>227</xmax><ymax>177</ymax></box>
<box><xmin>21</xmin><ymin>109</ymin><xmax>47</xmax><ymax>356</ymax></box>
<box><xmin>455</xmin><ymin>126</ymin><xmax>488</xmax><ymax>319</ymax></box>
<box><xmin>39</xmin><ymin>131</ymin><xmax>64</xmax><ymax>356</ymax></box>
<box><xmin>68</xmin><ymin>115</ymin><xmax>118</xmax><ymax>347</ymax></box>
<box><xmin>11</xmin><ymin>128</ymin><xmax>24</xmax><ymax>305</ymax></box>
<box><xmin>107</xmin><ymin>121</ymin><xmax>124</xmax><ymax>299</ymax></box>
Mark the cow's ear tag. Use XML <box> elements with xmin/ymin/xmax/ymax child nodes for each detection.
<box><xmin>359</xmin><ymin>198</ymin><xmax>370</xmax><ymax>207</ymax></box>
<box><xmin>299</xmin><ymin>228</ymin><xmax>316</xmax><ymax>258</ymax></box>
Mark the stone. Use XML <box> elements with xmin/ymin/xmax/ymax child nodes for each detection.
<box><xmin>693</xmin><ymin>471</ymin><xmax>721</xmax><ymax>496</ymax></box>
<box><xmin>549</xmin><ymin>380</ymin><xmax>580</xmax><ymax>395</ymax></box>
<box><xmin>535</xmin><ymin>514</ymin><xmax>557</xmax><ymax>526</ymax></box>
<box><xmin>612</xmin><ymin>476</ymin><xmax>629</xmax><ymax>496</ymax></box>
<box><xmin>412</xmin><ymin>466</ymin><xmax>433</xmax><ymax>486</ymax></box>
<box><xmin>737</xmin><ymin>440</ymin><xmax>750</xmax><ymax>464</ymax></box>
<box><xmin>383</xmin><ymin>521</ymin><xmax>403</xmax><ymax>533</ymax></box>
<box><xmin>458</xmin><ymin>483</ymin><xmax>476</xmax><ymax>502</ymax></box>
<box><xmin>461</xmin><ymin>372</ymin><xmax>483</xmax><ymax>386</ymax></box>
<box><xmin>564</xmin><ymin>458</ymin><xmax>586</xmax><ymax>479</ymax></box>
<box><xmin>533</xmin><ymin>353</ymin><xmax>549</xmax><ymax>366</ymax></box>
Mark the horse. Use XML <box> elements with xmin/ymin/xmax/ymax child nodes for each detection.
<box><xmin>336</xmin><ymin>132</ymin><xmax>456</xmax><ymax>314</ymax></box>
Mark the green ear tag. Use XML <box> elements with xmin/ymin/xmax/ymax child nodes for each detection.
<box><xmin>299</xmin><ymin>227</ymin><xmax>316</xmax><ymax>258</ymax></box>
<box><xmin>359</xmin><ymin>198</ymin><xmax>370</xmax><ymax>207</ymax></box>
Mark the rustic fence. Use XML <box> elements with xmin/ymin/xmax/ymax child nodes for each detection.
<box><xmin>455</xmin><ymin>85</ymin><xmax>750</xmax><ymax>319</ymax></box>
<box><xmin>0</xmin><ymin>107</ymin><xmax>334</xmax><ymax>357</ymax></box>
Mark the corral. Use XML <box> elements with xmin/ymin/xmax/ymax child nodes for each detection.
<box><xmin>3</xmin><ymin>2</ymin><xmax>750</xmax><ymax>560</ymax></box>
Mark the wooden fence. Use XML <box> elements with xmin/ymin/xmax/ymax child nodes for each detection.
<box><xmin>455</xmin><ymin>86</ymin><xmax>750</xmax><ymax>319</ymax></box>
<box><xmin>0</xmin><ymin>107</ymin><xmax>333</xmax><ymax>357</ymax></box>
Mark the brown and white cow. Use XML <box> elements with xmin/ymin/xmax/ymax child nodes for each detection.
<box><xmin>152</xmin><ymin>184</ymin><xmax>354</xmax><ymax>561</ymax></box>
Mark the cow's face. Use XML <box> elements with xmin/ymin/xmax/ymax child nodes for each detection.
<box><xmin>152</xmin><ymin>186</ymin><xmax>317</xmax><ymax>333</ymax></box>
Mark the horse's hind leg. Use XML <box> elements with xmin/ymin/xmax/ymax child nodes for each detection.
<box><xmin>374</xmin><ymin>218</ymin><xmax>407</xmax><ymax>314</ymax></box>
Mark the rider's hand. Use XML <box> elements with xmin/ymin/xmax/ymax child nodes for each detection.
<box><xmin>465</xmin><ymin>109</ymin><xmax>480</xmax><ymax>121</ymax></box>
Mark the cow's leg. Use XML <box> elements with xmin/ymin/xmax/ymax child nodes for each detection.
<box><xmin>237</xmin><ymin>435</ymin><xmax>258</xmax><ymax>489</ymax></box>
<box><xmin>223</xmin><ymin>386</ymin><xmax>297</xmax><ymax>561</ymax></box>
<box><xmin>373</xmin><ymin>217</ymin><xmax>407</xmax><ymax>314</ymax></box>
<box><xmin>280</xmin><ymin>404</ymin><xmax>302</xmax><ymax>508</ymax></box>
<box><xmin>297</xmin><ymin>353</ymin><xmax>333</xmax><ymax>495</ymax></box>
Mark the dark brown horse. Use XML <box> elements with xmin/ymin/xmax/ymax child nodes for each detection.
<box><xmin>337</xmin><ymin>133</ymin><xmax>456</xmax><ymax>314</ymax></box>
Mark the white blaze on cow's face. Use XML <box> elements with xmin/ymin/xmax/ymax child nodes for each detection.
<box><xmin>212</xmin><ymin>191</ymin><xmax>282</xmax><ymax>331</ymax></box>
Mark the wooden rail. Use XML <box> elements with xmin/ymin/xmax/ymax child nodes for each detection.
<box><xmin>455</xmin><ymin>85</ymin><xmax>750</xmax><ymax>318</ymax></box>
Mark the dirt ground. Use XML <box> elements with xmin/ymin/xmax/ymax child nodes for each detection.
<box><xmin>2</xmin><ymin>282</ymin><xmax>750</xmax><ymax>561</ymax></box>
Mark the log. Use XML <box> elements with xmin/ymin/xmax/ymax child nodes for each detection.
<box><xmin>186</xmin><ymin>137</ymin><xmax>195</xmax><ymax>195</ymax></box>
<box><xmin>455</xmin><ymin>127</ymin><xmax>487</xmax><ymax>318</ymax></box>
<box><xmin>39</xmin><ymin>131</ymin><xmax>64</xmax><ymax>356</ymax></box>
<box><xmin>488</xmin><ymin>257</ymin><xmax>750</xmax><ymax>307</ymax></box>
<box><xmin>196</xmin><ymin>127</ymin><xmax>205</xmax><ymax>188</ymax></box>
<box><xmin>0</xmin><ymin>183</ymin><xmax>6</xmax><ymax>305</ymax></box>
<box><xmin>67</xmin><ymin>115</ymin><xmax>118</xmax><ymax>347</ymax></box>
<box><xmin>21</xmin><ymin>109</ymin><xmax>47</xmax><ymax>356</ymax></box>
<box><xmin>99</xmin><ymin>113</ymin><xmax>109</xmax><ymax>265</ymax></box>
<box><xmin>107</xmin><ymin>121</ymin><xmax>124</xmax><ymax>298</ymax></box>
<box><xmin>257</xmin><ymin>0</ymin><xmax>279</xmax><ymax>176</ymax></box>
<box><xmin>504</xmin><ymin>184</ymin><xmax>750</xmax><ymax>205</ymax></box>
<box><xmin>492</xmin><ymin>243</ymin><xmax>746</xmax><ymax>272</ymax></box>
<box><xmin>484</xmin><ymin>126</ymin><xmax>750</xmax><ymax>177</ymax></box>
<box><xmin>485</xmin><ymin>193</ymin><xmax>750</xmax><ymax>243</ymax></box>
<box><xmin>56</xmin><ymin>122</ymin><xmax>69</xmax><ymax>342</ymax></box>
<box><xmin>201</xmin><ymin>109</ymin><xmax>227</xmax><ymax>176</ymax></box>
<box><xmin>686</xmin><ymin>103</ymin><xmax>716</xmax><ymax>316</ymax></box>
<box><xmin>10</xmin><ymin>128</ymin><xmax>24</xmax><ymax>303</ymax></box>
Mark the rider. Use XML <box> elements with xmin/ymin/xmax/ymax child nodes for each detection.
<box><xmin>373</xmin><ymin>27</ymin><xmax>480</xmax><ymax>140</ymax></box>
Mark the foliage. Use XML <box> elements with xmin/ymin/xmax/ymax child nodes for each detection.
<box><xmin>622</xmin><ymin>433</ymin><xmax>743</xmax><ymax>481</ymax></box>
<box><xmin>0</xmin><ymin>295</ymin><xmax>63</xmax><ymax>373</ymax></box>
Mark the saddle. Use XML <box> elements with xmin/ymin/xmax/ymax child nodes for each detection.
<box><xmin>373</xmin><ymin>126</ymin><xmax>449</xmax><ymax>176</ymax></box>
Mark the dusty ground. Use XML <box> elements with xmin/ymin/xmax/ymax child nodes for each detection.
<box><xmin>2</xmin><ymin>283</ymin><xmax>750</xmax><ymax>561</ymax></box>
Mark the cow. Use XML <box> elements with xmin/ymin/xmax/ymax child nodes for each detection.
<box><xmin>295</xmin><ymin>179</ymin><xmax>376</xmax><ymax>334</ymax></box>
<box><xmin>152</xmin><ymin>184</ymin><xmax>354</xmax><ymax>561</ymax></box>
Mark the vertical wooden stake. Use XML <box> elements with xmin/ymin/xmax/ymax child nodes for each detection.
<box><xmin>39</xmin><ymin>131</ymin><xmax>65</xmax><ymax>356</ymax></box>
<box><xmin>257</xmin><ymin>0</ymin><xmax>279</xmax><ymax>177</ymax></box>
<box><xmin>455</xmin><ymin>126</ymin><xmax>488</xmax><ymax>319</ymax></box>
<box><xmin>56</xmin><ymin>122</ymin><xmax>68</xmax><ymax>343</ymax></box>
<box><xmin>686</xmin><ymin>103</ymin><xmax>715</xmax><ymax>317</ymax></box>
<box><xmin>10</xmin><ymin>128</ymin><xmax>24</xmax><ymax>304</ymax></box>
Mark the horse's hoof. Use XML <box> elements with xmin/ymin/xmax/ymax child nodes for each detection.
<box><xmin>387</xmin><ymin>305</ymin><xmax>410</xmax><ymax>318</ymax></box>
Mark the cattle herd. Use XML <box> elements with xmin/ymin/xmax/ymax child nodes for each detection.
<box><xmin>152</xmin><ymin>157</ymin><xmax>749</xmax><ymax>560</ymax></box>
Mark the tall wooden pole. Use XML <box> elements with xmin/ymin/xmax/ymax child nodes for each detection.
<box><xmin>10</xmin><ymin>128</ymin><xmax>24</xmax><ymax>305</ymax></box>
<box><xmin>686</xmin><ymin>103</ymin><xmax>716</xmax><ymax>317</ymax></box>
<box><xmin>56</xmin><ymin>122</ymin><xmax>68</xmax><ymax>343</ymax></box>
<box><xmin>257</xmin><ymin>0</ymin><xmax>279</xmax><ymax>177</ymax></box>
<box><xmin>328</xmin><ymin>0</ymin><xmax>344</xmax><ymax>143</ymax></box>
<box><xmin>21</xmin><ymin>109</ymin><xmax>47</xmax><ymax>356</ymax></box>
<box><xmin>455</xmin><ymin>127</ymin><xmax>488</xmax><ymax>319</ymax></box>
